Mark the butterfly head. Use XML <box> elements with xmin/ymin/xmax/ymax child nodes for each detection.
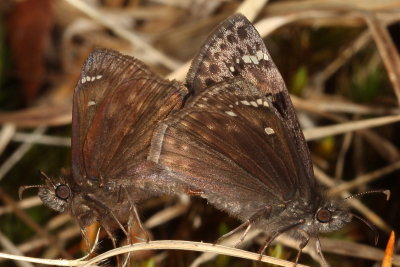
<box><xmin>313</xmin><ymin>198</ymin><xmax>352</xmax><ymax>234</ymax></box>
<box><xmin>36</xmin><ymin>169</ymin><xmax>73</xmax><ymax>213</ymax></box>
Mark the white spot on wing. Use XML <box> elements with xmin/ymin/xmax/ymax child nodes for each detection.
<box><xmin>240</xmin><ymin>100</ymin><xmax>250</xmax><ymax>106</ymax></box>
<box><xmin>263</xmin><ymin>101</ymin><xmax>269</xmax><ymax>107</ymax></box>
<box><xmin>265</xmin><ymin>127</ymin><xmax>275</xmax><ymax>135</ymax></box>
<box><xmin>225</xmin><ymin>111</ymin><xmax>237</xmax><ymax>117</ymax></box>
<box><xmin>88</xmin><ymin>100</ymin><xmax>96</xmax><ymax>107</ymax></box>
<box><xmin>249</xmin><ymin>55</ymin><xmax>259</xmax><ymax>65</ymax></box>
<box><xmin>242</xmin><ymin>55</ymin><xmax>252</xmax><ymax>63</ymax></box>
<box><xmin>263</xmin><ymin>53</ymin><xmax>269</xmax><ymax>61</ymax></box>
<box><xmin>96</xmin><ymin>75</ymin><xmax>103</xmax><ymax>80</ymax></box>
<box><xmin>250</xmin><ymin>101</ymin><xmax>258</xmax><ymax>107</ymax></box>
<box><xmin>229</xmin><ymin>66</ymin><xmax>235</xmax><ymax>72</ymax></box>
<box><xmin>256</xmin><ymin>50</ymin><xmax>264</xmax><ymax>60</ymax></box>
<box><xmin>256</xmin><ymin>98</ymin><xmax>263</xmax><ymax>105</ymax></box>
<box><xmin>229</xmin><ymin>104</ymin><xmax>233</xmax><ymax>108</ymax></box>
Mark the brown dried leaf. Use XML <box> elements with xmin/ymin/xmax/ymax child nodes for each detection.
<box><xmin>6</xmin><ymin>0</ymin><xmax>54</xmax><ymax>103</ymax></box>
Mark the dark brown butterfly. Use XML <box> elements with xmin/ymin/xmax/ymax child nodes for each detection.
<box><xmin>20</xmin><ymin>48</ymin><xmax>188</xmax><ymax>246</ymax></box>
<box><xmin>148</xmin><ymin>14</ymin><xmax>354</xmax><ymax>264</ymax></box>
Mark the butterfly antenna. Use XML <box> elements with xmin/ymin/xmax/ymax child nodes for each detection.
<box><xmin>351</xmin><ymin>212</ymin><xmax>379</xmax><ymax>245</ymax></box>
<box><xmin>344</xmin><ymin>189</ymin><xmax>390</xmax><ymax>201</ymax></box>
<box><xmin>39</xmin><ymin>170</ymin><xmax>57</xmax><ymax>187</ymax></box>
<box><xmin>18</xmin><ymin>185</ymin><xmax>45</xmax><ymax>200</ymax></box>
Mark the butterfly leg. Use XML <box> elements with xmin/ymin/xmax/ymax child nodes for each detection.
<box><xmin>315</xmin><ymin>237</ymin><xmax>328</xmax><ymax>267</ymax></box>
<box><xmin>80</xmin><ymin>228</ymin><xmax>91</xmax><ymax>254</ymax></box>
<box><xmin>215</xmin><ymin>220</ymin><xmax>249</xmax><ymax>245</ymax></box>
<box><xmin>215</xmin><ymin>206</ymin><xmax>271</xmax><ymax>246</ymax></box>
<box><xmin>258</xmin><ymin>219</ymin><xmax>305</xmax><ymax>261</ymax></box>
<box><xmin>123</xmin><ymin>186</ymin><xmax>150</xmax><ymax>243</ymax></box>
<box><xmin>294</xmin><ymin>230</ymin><xmax>310</xmax><ymax>266</ymax></box>
<box><xmin>132</xmin><ymin>203</ymin><xmax>150</xmax><ymax>242</ymax></box>
<box><xmin>102</xmin><ymin>225</ymin><xmax>124</xmax><ymax>267</ymax></box>
<box><xmin>84</xmin><ymin>194</ymin><xmax>129</xmax><ymax>237</ymax></box>
<box><xmin>234</xmin><ymin>222</ymin><xmax>252</xmax><ymax>247</ymax></box>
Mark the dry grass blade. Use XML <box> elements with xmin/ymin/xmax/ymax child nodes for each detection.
<box><xmin>329</xmin><ymin>161</ymin><xmax>400</xmax><ymax>195</ymax></box>
<box><xmin>311</xmin><ymin>30</ymin><xmax>371</xmax><ymax>93</ymax></box>
<box><xmin>363</xmin><ymin>11</ymin><xmax>400</xmax><ymax>103</ymax></box>
<box><xmin>0</xmin><ymin>231</ymin><xmax>34</xmax><ymax>267</ymax></box>
<box><xmin>382</xmin><ymin>231</ymin><xmax>395</xmax><ymax>267</ymax></box>
<box><xmin>12</xmin><ymin>133</ymin><xmax>70</xmax><ymax>147</ymax></box>
<box><xmin>63</xmin><ymin>0</ymin><xmax>180</xmax><ymax>70</ymax></box>
<box><xmin>0</xmin><ymin>196</ymin><xmax>42</xmax><ymax>216</ymax></box>
<box><xmin>0</xmin><ymin>124</ymin><xmax>16</xmax><ymax>155</ymax></box>
<box><xmin>319</xmin><ymin>237</ymin><xmax>400</xmax><ymax>264</ymax></box>
<box><xmin>335</xmin><ymin>132</ymin><xmax>353</xmax><ymax>180</ymax></box>
<box><xmin>0</xmin><ymin>105</ymin><xmax>72</xmax><ymax>127</ymax></box>
<box><xmin>0</xmin><ymin>189</ymin><xmax>70</xmax><ymax>259</ymax></box>
<box><xmin>235</xmin><ymin>0</ymin><xmax>269</xmax><ymax>21</ymax></box>
<box><xmin>80</xmin><ymin>241</ymin><xmax>310</xmax><ymax>267</ymax></box>
<box><xmin>0</xmin><ymin>240</ymin><xmax>310</xmax><ymax>267</ymax></box>
<box><xmin>0</xmin><ymin>127</ymin><xmax>46</xmax><ymax>182</ymax></box>
<box><xmin>303</xmin><ymin>115</ymin><xmax>400</xmax><ymax>141</ymax></box>
<box><xmin>144</xmin><ymin>203</ymin><xmax>188</xmax><ymax>229</ymax></box>
<box><xmin>0</xmin><ymin>252</ymin><xmax>95</xmax><ymax>266</ymax></box>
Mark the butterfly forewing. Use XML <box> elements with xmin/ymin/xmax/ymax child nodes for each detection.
<box><xmin>149</xmin><ymin>78</ymin><xmax>313</xmax><ymax>219</ymax></box>
<box><xmin>187</xmin><ymin>15</ymin><xmax>285</xmax><ymax>97</ymax></box>
<box><xmin>83</xmin><ymin>77</ymin><xmax>187</xmax><ymax>180</ymax></box>
<box><xmin>186</xmin><ymin>14</ymin><xmax>314</xmax><ymax>184</ymax></box>
<box><xmin>72</xmin><ymin>48</ymin><xmax>188</xmax><ymax>185</ymax></box>
<box><xmin>72</xmin><ymin>48</ymin><xmax>155</xmax><ymax>185</ymax></box>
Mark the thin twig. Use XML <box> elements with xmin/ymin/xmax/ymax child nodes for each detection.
<box><xmin>0</xmin><ymin>127</ymin><xmax>46</xmax><ymax>182</ymax></box>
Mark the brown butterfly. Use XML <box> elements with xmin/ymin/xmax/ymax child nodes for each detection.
<box><xmin>147</xmin><ymin>14</ymin><xmax>362</xmax><ymax>264</ymax></box>
<box><xmin>20</xmin><ymin>48</ymin><xmax>188</xmax><ymax>247</ymax></box>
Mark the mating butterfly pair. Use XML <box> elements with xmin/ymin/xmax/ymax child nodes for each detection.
<box><xmin>26</xmin><ymin>14</ymin><xmax>355</xmax><ymax>264</ymax></box>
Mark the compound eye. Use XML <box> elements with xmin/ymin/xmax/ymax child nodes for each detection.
<box><xmin>317</xmin><ymin>208</ymin><xmax>332</xmax><ymax>223</ymax></box>
<box><xmin>55</xmin><ymin>184</ymin><xmax>70</xmax><ymax>200</ymax></box>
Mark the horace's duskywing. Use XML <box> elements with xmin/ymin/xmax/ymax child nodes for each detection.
<box><xmin>148</xmin><ymin>14</ymin><xmax>354</xmax><ymax>263</ymax></box>
<box><xmin>21</xmin><ymin>48</ymin><xmax>188</xmax><ymax>245</ymax></box>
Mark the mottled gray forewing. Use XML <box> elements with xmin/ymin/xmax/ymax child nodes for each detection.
<box><xmin>149</xmin><ymin>78</ymin><xmax>314</xmax><ymax>217</ymax></box>
<box><xmin>186</xmin><ymin>13</ymin><xmax>314</xmax><ymax>184</ymax></box>
<box><xmin>72</xmin><ymin>48</ymin><xmax>188</xmax><ymax>184</ymax></box>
